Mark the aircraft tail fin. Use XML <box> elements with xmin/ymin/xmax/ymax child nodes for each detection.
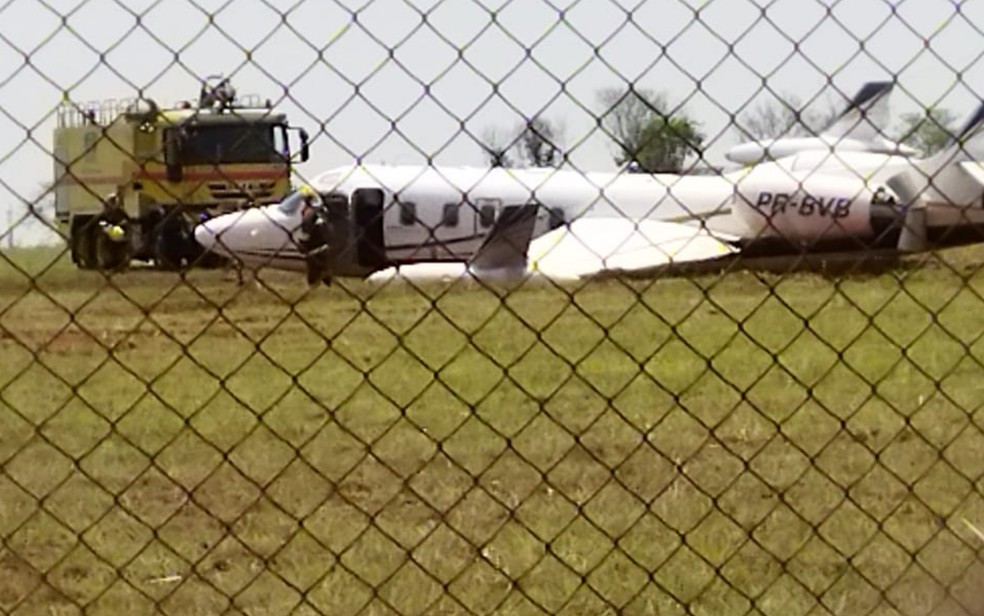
<box><xmin>467</xmin><ymin>202</ymin><xmax>540</xmax><ymax>273</ymax></box>
<box><xmin>821</xmin><ymin>80</ymin><xmax>894</xmax><ymax>141</ymax></box>
<box><xmin>886</xmin><ymin>101</ymin><xmax>984</xmax><ymax>251</ymax></box>
<box><xmin>927</xmin><ymin>103</ymin><xmax>984</xmax><ymax>164</ymax></box>
<box><xmin>906</xmin><ymin>101</ymin><xmax>984</xmax><ymax>202</ymax></box>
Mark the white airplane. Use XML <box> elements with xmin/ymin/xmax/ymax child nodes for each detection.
<box><xmin>192</xmin><ymin>102</ymin><xmax>984</xmax><ymax>286</ymax></box>
<box><xmin>725</xmin><ymin>81</ymin><xmax>920</xmax><ymax>165</ymax></box>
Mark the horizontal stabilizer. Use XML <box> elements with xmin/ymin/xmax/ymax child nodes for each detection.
<box><xmin>526</xmin><ymin>218</ymin><xmax>738</xmax><ymax>281</ymax></box>
<box><xmin>845</xmin><ymin>81</ymin><xmax>894</xmax><ymax>111</ymax></box>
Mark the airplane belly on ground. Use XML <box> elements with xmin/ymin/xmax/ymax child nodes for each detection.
<box><xmin>366</xmin><ymin>262</ymin><xmax>469</xmax><ymax>284</ymax></box>
<box><xmin>383</xmin><ymin>229</ymin><xmax>486</xmax><ymax>263</ymax></box>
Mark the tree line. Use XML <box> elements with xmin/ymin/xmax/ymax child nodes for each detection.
<box><xmin>480</xmin><ymin>86</ymin><xmax>962</xmax><ymax>173</ymax></box>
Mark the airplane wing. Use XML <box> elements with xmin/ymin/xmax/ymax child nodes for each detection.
<box><xmin>365</xmin><ymin>202</ymin><xmax>542</xmax><ymax>284</ymax></box>
<box><xmin>367</xmin><ymin>202</ymin><xmax>742</xmax><ymax>285</ymax></box>
<box><xmin>821</xmin><ymin>81</ymin><xmax>894</xmax><ymax>141</ymax></box>
<box><xmin>525</xmin><ymin>218</ymin><xmax>739</xmax><ymax>281</ymax></box>
<box><xmin>469</xmin><ymin>203</ymin><xmax>541</xmax><ymax>273</ymax></box>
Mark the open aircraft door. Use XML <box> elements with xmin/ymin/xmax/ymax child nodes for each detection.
<box><xmin>352</xmin><ymin>188</ymin><xmax>388</xmax><ymax>271</ymax></box>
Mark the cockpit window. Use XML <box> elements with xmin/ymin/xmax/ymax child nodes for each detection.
<box><xmin>277</xmin><ymin>189</ymin><xmax>322</xmax><ymax>216</ymax></box>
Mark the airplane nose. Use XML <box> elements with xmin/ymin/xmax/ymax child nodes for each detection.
<box><xmin>193</xmin><ymin>217</ymin><xmax>228</xmax><ymax>256</ymax></box>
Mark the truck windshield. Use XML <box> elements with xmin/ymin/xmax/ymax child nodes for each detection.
<box><xmin>177</xmin><ymin>122</ymin><xmax>288</xmax><ymax>165</ymax></box>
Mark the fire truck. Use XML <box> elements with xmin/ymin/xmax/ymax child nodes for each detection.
<box><xmin>51</xmin><ymin>76</ymin><xmax>310</xmax><ymax>271</ymax></box>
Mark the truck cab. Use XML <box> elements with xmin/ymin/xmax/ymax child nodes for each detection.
<box><xmin>52</xmin><ymin>77</ymin><xmax>310</xmax><ymax>271</ymax></box>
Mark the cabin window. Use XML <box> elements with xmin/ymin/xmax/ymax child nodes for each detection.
<box><xmin>479</xmin><ymin>204</ymin><xmax>496</xmax><ymax>228</ymax></box>
<box><xmin>322</xmin><ymin>192</ymin><xmax>348</xmax><ymax>222</ymax></box>
<box><xmin>399</xmin><ymin>201</ymin><xmax>416</xmax><ymax>225</ymax></box>
<box><xmin>442</xmin><ymin>203</ymin><xmax>460</xmax><ymax>227</ymax></box>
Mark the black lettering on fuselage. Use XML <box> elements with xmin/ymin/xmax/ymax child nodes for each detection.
<box><xmin>755</xmin><ymin>191</ymin><xmax>852</xmax><ymax>219</ymax></box>
<box><xmin>801</xmin><ymin>196</ymin><xmax>850</xmax><ymax>218</ymax></box>
<box><xmin>772</xmin><ymin>193</ymin><xmax>791</xmax><ymax>215</ymax></box>
<box><xmin>757</xmin><ymin>191</ymin><xmax>773</xmax><ymax>209</ymax></box>
<box><xmin>800</xmin><ymin>195</ymin><xmax>816</xmax><ymax>216</ymax></box>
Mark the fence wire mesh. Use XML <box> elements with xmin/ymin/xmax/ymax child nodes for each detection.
<box><xmin>2</xmin><ymin>0</ymin><xmax>984</xmax><ymax>615</ymax></box>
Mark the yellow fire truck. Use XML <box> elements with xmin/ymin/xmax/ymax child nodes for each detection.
<box><xmin>52</xmin><ymin>76</ymin><xmax>310</xmax><ymax>271</ymax></box>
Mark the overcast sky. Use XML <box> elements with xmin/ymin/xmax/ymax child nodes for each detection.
<box><xmin>2</xmin><ymin>0</ymin><xmax>983</xmax><ymax>245</ymax></box>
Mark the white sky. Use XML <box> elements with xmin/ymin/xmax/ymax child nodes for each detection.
<box><xmin>2</xmin><ymin>0</ymin><xmax>984</xmax><ymax>245</ymax></box>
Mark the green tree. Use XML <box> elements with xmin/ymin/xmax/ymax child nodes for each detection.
<box><xmin>893</xmin><ymin>108</ymin><xmax>960</xmax><ymax>157</ymax></box>
<box><xmin>596</xmin><ymin>86</ymin><xmax>704</xmax><ymax>173</ymax></box>
<box><xmin>479</xmin><ymin>116</ymin><xmax>566</xmax><ymax>168</ymax></box>
<box><xmin>478</xmin><ymin>125</ymin><xmax>515</xmax><ymax>168</ymax></box>
<box><xmin>634</xmin><ymin>116</ymin><xmax>705</xmax><ymax>173</ymax></box>
<box><xmin>515</xmin><ymin>116</ymin><xmax>564</xmax><ymax>168</ymax></box>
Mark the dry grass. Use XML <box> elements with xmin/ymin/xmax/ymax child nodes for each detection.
<box><xmin>1</xmin><ymin>245</ymin><xmax>984</xmax><ymax>615</ymax></box>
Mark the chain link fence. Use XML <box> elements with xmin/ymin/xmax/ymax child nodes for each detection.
<box><xmin>2</xmin><ymin>1</ymin><xmax>984</xmax><ymax>614</ymax></box>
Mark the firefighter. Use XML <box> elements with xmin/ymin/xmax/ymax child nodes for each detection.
<box><xmin>95</xmin><ymin>191</ymin><xmax>131</xmax><ymax>271</ymax></box>
<box><xmin>295</xmin><ymin>186</ymin><xmax>333</xmax><ymax>286</ymax></box>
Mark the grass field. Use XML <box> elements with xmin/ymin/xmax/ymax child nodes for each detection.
<box><xmin>1</xmin><ymin>245</ymin><xmax>984</xmax><ymax>615</ymax></box>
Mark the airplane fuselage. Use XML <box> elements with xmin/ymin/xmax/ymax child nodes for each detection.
<box><xmin>193</xmin><ymin>147</ymin><xmax>984</xmax><ymax>280</ymax></box>
<box><xmin>195</xmin><ymin>164</ymin><xmax>745</xmax><ymax>275</ymax></box>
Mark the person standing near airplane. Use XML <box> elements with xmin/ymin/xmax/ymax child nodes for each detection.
<box><xmin>295</xmin><ymin>185</ymin><xmax>333</xmax><ymax>286</ymax></box>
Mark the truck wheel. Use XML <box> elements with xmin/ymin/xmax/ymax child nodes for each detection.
<box><xmin>186</xmin><ymin>217</ymin><xmax>228</xmax><ymax>269</ymax></box>
<box><xmin>154</xmin><ymin>231</ymin><xmax>183</xmax><ymax>270</ymax></box>
<box><xmin>183</xmin><ymin>233</ymin><xmax>209</xmax><ymax>268</ymax></box>
<box><xmin>71</xmin><ymin>219</ymin><xmax>97</xmax><ymax>270</ymax></box>
<box><xmin>153</xmin><ymin>216</ymin><xmax>190</xmax><ymax>271</ymax></box>
<box><xmin>95</xmin><ymin>231</ymin><xmax>130</xmax><ymax>272</ymax></box>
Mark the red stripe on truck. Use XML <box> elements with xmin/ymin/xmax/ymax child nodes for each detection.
<box><xmin>56</xmin><ymin>167</ymin><xmax>289</xmax><ymax>186</ymax></box>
